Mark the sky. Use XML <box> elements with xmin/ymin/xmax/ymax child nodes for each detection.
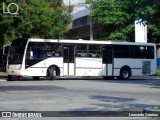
<box><xmin>63</xmin><ymin>0</ymin><xmax>85</xmax><ymax>5</ymax></box>
<box><xmin>63</xmin><ymin>0</ymin><xmax>87</xmax><ymax>14</ymax></box>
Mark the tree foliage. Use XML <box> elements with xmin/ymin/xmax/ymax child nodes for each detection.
<box><xmin>86</xmin><ymin>0</ymin><xmax>160</xmax><ymax>42</ymax></box>
<box><xmin>0</xmin><ymin>0</ymin><xmax>72</xmax><ymax>44</ymax></box>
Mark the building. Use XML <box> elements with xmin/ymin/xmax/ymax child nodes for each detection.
<box><xmin>66</xmin><ymin>8</ymin><xmax>104</xmax><ymax>40</ymax></box>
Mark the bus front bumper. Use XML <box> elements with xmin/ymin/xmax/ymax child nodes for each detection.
<box><xmin>7</xmin><ymin>69</ymin><xmax>25</xmax><ymax>76</ymax></box>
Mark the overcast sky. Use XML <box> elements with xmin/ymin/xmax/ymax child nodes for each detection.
<box><xmin>63</xmin><ymin>0</ymin><xmax>85</xmax><ymax>5</ymax></box>
<box><xmin>63</xmin><ymin>0</ymin><xmax>87</xmax><ymax>14</ymax></box>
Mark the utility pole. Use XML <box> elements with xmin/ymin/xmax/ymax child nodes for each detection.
<box><xmin>89</xmin><ymin>16</ymin><xmax>93</xmax><ymax>41</ymax></box>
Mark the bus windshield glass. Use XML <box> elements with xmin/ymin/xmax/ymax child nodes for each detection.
<box><xmin>8</xmin><ymin>39</ymin><xmax>27</xmax><ymax>64</ymax></box>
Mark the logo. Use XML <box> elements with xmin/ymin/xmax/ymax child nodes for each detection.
<box><xmin>136</xmin><ymin>18</ymin><xmax>147</xmax><ymax>26</ymax></box>
<box><xmin>3</xmin><ymin>2</ymin><xmax>19</xmax><ymax>15</ymax></box>
<box><xmin>2</xmin><ymin>112</ymin><xmax>11</xmax><ymax>117</ymax></box>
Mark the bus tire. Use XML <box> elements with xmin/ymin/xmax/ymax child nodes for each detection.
<box><xmin>32</xmin><ymin>77</ymin><xmax>40</xmax><ymax>80</ymax></box>
<box><xmin>49</xmin><ymin>67</ymin><xmax>57</xmax><ymax>80</ymax></box>
<box><xmin>119</xmin><ymin>67</ymin><xmax>131</xmax><ymax>80</ymax></box>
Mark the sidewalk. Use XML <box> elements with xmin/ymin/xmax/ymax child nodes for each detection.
<box><xmin>0</xmin><ymin>72</ymin><xmax>7</xmax><ymax>79</ymax></box>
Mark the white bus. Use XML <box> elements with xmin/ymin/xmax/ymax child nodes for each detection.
<box><xmin>6</xmin><ymin>38</ymin><xmax>156</xmax><ymax>81</ymax></box>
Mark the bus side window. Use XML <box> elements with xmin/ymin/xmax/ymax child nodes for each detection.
<box><xmin>52</xmin><ymin>44</ymin><xmax>62</xmax><ymax>57</ymax></box>
<box><xmin>26</xmin><ymin>42</ymin><xmax>45</xmax><ymax>59</ymax></box>
<box><xmin>130</xmin><ymin>46</ymin><xmax>140</xmax><ymax>58</ymax></box>
<box><xmin>89</xmin><ymin>45</ymin><xmax>101</xmax><ymax>57</ymax></box>
<box><xmin>76</xmin><ymin>44</ymin><xmax>88</xmax><ymax>57</ymax></box>
<box><xmin>114</xmin><ymin>45</ymin><xmax>130</xmax><ymax>58</ymax></box>
<box><xmin>139</xmin><ymin>46</ymin><xmax>146</xmax><ymax>58</ymax></box>
<box><xmin>146</xmin><ymin>46</ymin><xmax>154</xmax><ymax>59</ymax></box>
<box><xmin>46</xmin><ymin>43</ymin><xmax>62</xmax><ymax>57</ymax></box>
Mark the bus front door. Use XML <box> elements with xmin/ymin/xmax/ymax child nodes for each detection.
<box><xmin>63</xmin><ymin>45</ymin><xmax>75</xmax><ymax>76</ymax></box>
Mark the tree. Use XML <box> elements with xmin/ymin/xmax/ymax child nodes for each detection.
<box><xmin>0</xmin><ymin>0</ymin><xmax>72</xmax><ymax>44</ymax></box>
<box><xmin>86</xmin><ymin>0</ymin><xmax>160</xmax><ymax>42</ymax></box>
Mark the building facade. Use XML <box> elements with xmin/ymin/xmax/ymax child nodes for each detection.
<box><xmin>66</xmin><ymin>9</ymin><xmax>104</xmax><ymax>40</ymax></box>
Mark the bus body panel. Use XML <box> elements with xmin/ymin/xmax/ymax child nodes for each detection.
<box><xmin>25</xmin><ymin>68</ymin><xmax>47</xmax><ymax>76</ymax></box>
<box><xmin>75</xmin><ymin>58</ymin><xmax>102</xmax><ymax>76</ymax></box>
<box><xmin>7</xmin><ymin>64</ymin><xmax>25</xmax><ymax>76</ymax></box>
<box><xmin>25</xmin><ymin>57</ymin><xmax>103</xmax><ymax>77</ymax></box>
<box><xmin>25</xmin><ymin>58</ymin><xmax>63</xmax><ymax>76</ymax></box>
<box><xmin>113</xmin><ymin>59</ymin><xmax>156</xmax><ymax>76</ymax></box>
<box><xmin>114</xmin><ymin>59</ymin><xmax>142</xmax><ymax>76</ymax></box>
<box><xmin>26</xmin><ymin>57</ymin><xmax>63</xmax><ymax>68</ymax></box>
<box><xmin>150</xmin><ymin>59</ymin><xmax>157</xmax><ymax>75</ymax></box>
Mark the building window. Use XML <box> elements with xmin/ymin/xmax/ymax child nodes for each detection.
<box><xmin>73</xmin><ymin>16</ymin><xmax>90</xmax><ymax>28</ymax></box>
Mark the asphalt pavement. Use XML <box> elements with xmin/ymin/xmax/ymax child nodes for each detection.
<box><xmin>0</xmin><ymin>66</ymin><xmax>160</xmax><ymax>120</ymax></box>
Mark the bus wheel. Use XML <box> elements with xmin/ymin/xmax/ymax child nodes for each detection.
<box><xmin>49</xmin><ymin>67</ymin><xmax>57</xmax><ymax>80</ymax></box>
<box><xmin>32</xmin><ymin>77</ymin><xmax>40</xmax><ymax>80</ymax></box>
<box><xmin>119</xmin><ymin>67</ymin><xmax>131</xmax><ymax>80</ymax></box>
<box><xmin>7</xmin><ymin>75</ymin><xmax>13</xmax><ymax>81</ymax></box>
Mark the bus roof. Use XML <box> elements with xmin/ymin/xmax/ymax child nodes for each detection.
<box><xmin>27</xmin><ymin>38</ymin><xmax>155</xmax><ymax>46</ymax></box>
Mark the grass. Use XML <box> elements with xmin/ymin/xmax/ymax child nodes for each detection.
<box><xmin>156</xmin><ymin>69</ymin><xmax>160</xmax><ymax>76</ymax></box>
<box><xmin>153</xmin><ymin>107</ymin><xmax>160</xmax><ymax>110</ymax></box>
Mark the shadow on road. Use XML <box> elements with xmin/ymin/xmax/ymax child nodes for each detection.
<box><xmin>84</xmin><ymin>76</ymin><xmax>160</xmax><ymax>89</ymax></box>
<box><xmin>100</xmin><ymin>78</ymin><xmax>160</xmax><ymax>89</ymax></box>
<box><xmin>70</xmin><ymin>95</ymin><xmax>159</xmax><ymax>112</ymax></box>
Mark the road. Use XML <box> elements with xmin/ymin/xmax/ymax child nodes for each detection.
<box><xmin>0</xmin><ymin>77</ymin><xmax>160</xmax><ymax>120</ymax></box>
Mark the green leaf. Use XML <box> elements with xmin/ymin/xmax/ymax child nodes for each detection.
<box><xmin>0</xmin><ymin>0</ymin><xmax>72</xmax><ymax>43</ymax></box>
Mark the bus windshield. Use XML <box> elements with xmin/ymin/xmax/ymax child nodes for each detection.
<box><xmin>8</xmin><ymin>39</ymin><xmax>27</xmax><ymax>64</ymax></box>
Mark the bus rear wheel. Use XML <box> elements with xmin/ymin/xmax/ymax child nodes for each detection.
<box><xmin>49</xmin><ymin>67</ymin><xmax>57</xmax><ymax>80</ymax></box>
<box><xmin>119</xmin><ymin>67</ymin><xmax>131</xmax><ymax>80</ymax></box>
